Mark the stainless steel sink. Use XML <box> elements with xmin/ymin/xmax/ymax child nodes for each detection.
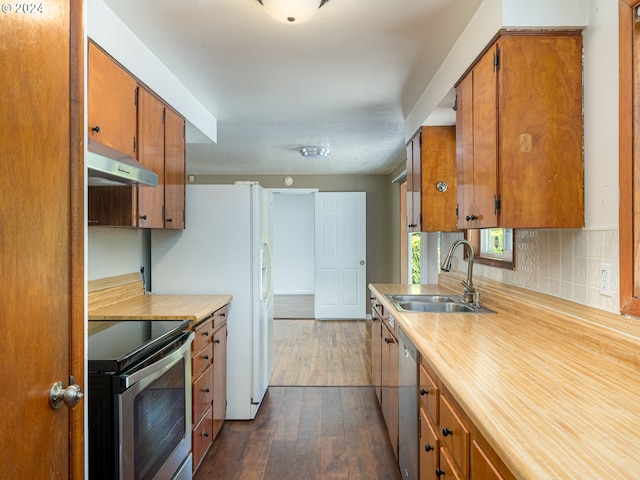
<box><xmin>388</xmin><ymin>294</ymin><xmax>456</xmax><ymax>303</ymax></box>
<box><xmin>385</xmin><ymin>294</ymin><xmax>495</xmax><ymax>314</ymax></box>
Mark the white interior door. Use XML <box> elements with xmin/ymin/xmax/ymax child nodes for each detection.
<box><xmin>314</xmin><ymin>192</ymin><xmax>366</xmax><ymax>319</ymax></box>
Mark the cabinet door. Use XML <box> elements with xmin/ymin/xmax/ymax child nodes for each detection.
<box><xmin>371</xmin><ymin>308</ymin><xmax>383</xmax><ymax>403</ymax></box>
<box><xmin>87</xmin><ymin>42</ymin><xmax>137</xmax><ymax>157</ymax></box>
<box><xmin>406</xmin><ymin>131</ymin><xmax>422</xmax><ymax>232</ymax></box>
<box><xmin>164</xmin><ymin>107</ymin><xmax>186</xmax><ymax>229</ymax></box>
<box><xmin>420</xmin><ymin>408</ymin><xmax>439</xmax><ymax>480</ymax></box>
<box><xmin>497</xmin><ymin>35</ymin><xmax>583</xmax><ymax>228</ymax></box>
<box><xmin>381</xmin><ymin>323</ymin><xmax>398</xmax><ymax>459</ymax></box>
<box><xmin>212</xmin><ymin>324</ymin><xmax>227</xmax><ymax>439</ymax></box>
<box><xmin>471</xmin><ymin>45</ymin><xmax>499</xmax><ymax>229</ymax></box>
<box><xmin>421</xmin><ymin>126</ymin><xmax>458</xmax><ymax>232</ymax></box>
<box><xmin>137</xmin><ymin>87</ymin><xmax>165</xmax><ymax>228</ymax></box>
<box><xmin>455</xmin><ymin>74</ymin><xmax>474</xmax><ymax>230</ymax></box>
<box><xmin>471</xmin><ymin>441</ymin><xmax>505</xmax><ymax>480</ymax></box>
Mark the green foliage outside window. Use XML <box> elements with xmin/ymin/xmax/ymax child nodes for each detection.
<box><xmin>411</xmin><ymin>233</ymin><xmax>421</xmax><ymax>284</ymax></box>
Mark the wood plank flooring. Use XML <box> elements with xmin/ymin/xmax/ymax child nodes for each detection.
<box><xmin>272</xmin><ymin>320</ymin><xmax>372</xmax><ymax>386</ymax></box>
<box><xmin>194</xmin><ymin>320</ymin><xmax>401</xmax><ymax>480</ymax></box>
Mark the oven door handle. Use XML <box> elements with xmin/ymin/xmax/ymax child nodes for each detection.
<box><xmin>121</xmin><ymin>331</ymin><xmax>194</xmax><ymax>389</ymax></box>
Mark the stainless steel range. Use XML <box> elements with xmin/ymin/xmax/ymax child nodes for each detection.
<box><xmin>88</xmin><ymin>319</ymin><xmax>193</xmax><ymax>480</ymax></box>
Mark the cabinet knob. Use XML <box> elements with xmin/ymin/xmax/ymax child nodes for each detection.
<box><xmin>214</xmin><ymin>339</ymin><xmax>221</xmax><ymax>344</ymax></box>
<box><xmin>425</xmin><ymin>444</ymin><xmax>434</xmax><ymax>452</ymax></box>
<box><xmin>384</xmin><ymin>337</ymin><xmax>392</xmax><ymax>344</ymax></box>
<box><xmin>203</xmin><ymin>331</ymin><xmax>209</xmax><ymax>336</ymax></box>
<box><xmin>203</xmin><ymin>432</ymin><xmax>210</xmax><ymax>438</ymax></box>
<box><xmin>204</xmin><ymin>387</ymin><xmax>210</xmax><ymax>393</ymax></box>
<box><xmin>442</xmin><ymin>427</ymin><xmax>453</xmax><ymax>437</ymax></box>
<box><xmin>436</xmin><ymin>181</ymin><xmax>448</xmax><ymax>192</ymax></box>
<box><xmin>203</xmin><ymin>355</ymin><xmax>209</xmax><ymax>360</ymax></box>
<box><xmin>91</xmin><ymin>125</ymin><xmax>100</xmax><ymax>133</ymax></box>
<box><xmin>435</xmin><ymin>468</ymin><xmax>446</xmax><ymax>476</ymax></box>
<box><xmin>166</xmin><ymin>217</ymin><xmax>173</xmax><ymax>223</ymax></box>
<box><xmin>141</xmin><ymin>214</ymin><xmax>148</xmax><ymax>220</ymax></box>
<box><xmin>220</xmin><ymin>312</ymin><xmax>226</xmax><ymax>317</ymax></box>
<box><xmin>419</xmin><ymin>388</ymin><xmax>429</xmax><ymax>396</ymax></box>
<box><xmin>465</xmin><ymin>214</ymin><xmax>478</xmax><ymax>221</ymax></box>
<box><xmin>408</xmin><ymin>223</ymin><xmax>417</xmax><ymax>228</ymax></box>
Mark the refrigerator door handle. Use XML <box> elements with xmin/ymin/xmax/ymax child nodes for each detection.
<box><xmin>262</xmin><ymin>237</ymin><xmax>274</xmax><ymax>306</ymax></box>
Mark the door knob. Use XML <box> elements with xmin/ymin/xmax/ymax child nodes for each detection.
<box><xmin>49</xmin><ymin>376</ymin><xmax>83</xmax><ymax>410</ymax></box>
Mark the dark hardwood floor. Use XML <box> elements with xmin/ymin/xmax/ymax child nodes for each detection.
<box><xmin>194</xmin><ymin>320</ymin><xmax>401</xmax><ymax>480</ymax></box>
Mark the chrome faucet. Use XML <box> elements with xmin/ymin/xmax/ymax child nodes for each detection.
<box><xmin>441</xmin><ymin>239</ymin><xmax>478</xmax><ymax>307</ymax></box>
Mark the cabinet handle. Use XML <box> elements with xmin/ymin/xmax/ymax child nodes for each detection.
<box><xmin>204</xmin><ymin>387</ymin><xmax>210</xmax><ymax>393</ymax></box>
<box><xmin>384</xmin><ymin>337</ymin><xmax>393</xmax><ymax>344</ymax></box>
<box><xmin>214</xmin><ymin>339</ymin><xmax>221</xmax><ymax>344</ymax></box>
<box><xmin>167</xmin><ymin>217</ymin><xmax>173</xmax><ymax>223</ymax></box>
<box><xmin>203</xmin><ymin>432</ymin><xmax>210</xmax><ymax>438</ymax></box>
<box><xmin>442</xmin><ymin>427</ymin><xmax>453</xmax><ymax>437</ymax></box>
<box><xmin>425</xmin><ymin>444</ymin><xmax>434</xmax><ymax>452</ymax></box>
<box><xmin>91</xmin><ymin>125</ymin><xmax>100</xmax><ymax>133</ymax></box>
<box><xmin>141</xmin><ymin>215</ymin><xmax>148</xmax><ymax>220</ymax></box>
<box><xmin>203</xmin><ymin>331</ymin><xmax>209</xmax><ymax>337</ymax></box>
<box><xmin>203</xmin><ymin>355</ymin><xmax>209</xmax><ymax>360</ymax></box>
<box><xmin>220</xmin><ymin>312</ymin><xmax>226</xmax><ymax>317</ymax></box>
<box><xmin>420</xmin><ymin>388</ymin><xmax>429</xmax><ymax>396</ymax></box>
<box><xmin>435</xmin><ymin>468</ymin><xmax>445</xmax><ymax>476</ymax></box>
<box><xmin>408</xmin><ymin>223</ymin><xmax>417</xmax><ymax>228</ymax></box>
<box><xmin>465</xmin><ymin>214</ymin><xmax>478</xmax><ymax>221</ymax></box>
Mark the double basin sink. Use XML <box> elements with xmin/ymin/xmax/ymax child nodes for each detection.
<box><xmin>385</xmin><ymin>294</ymin><xmax>495</xmax><ymax>314</ymax></box>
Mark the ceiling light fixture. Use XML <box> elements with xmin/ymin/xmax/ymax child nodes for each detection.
<box><xmin>257</xmin><ymin>0</ymin><xmax>331</xmax><ymax>24</ymax></box>
<box><xmin>299</xmin><ymin>146</ymin><xmax>330</xmax><ymax>158</ymax></box>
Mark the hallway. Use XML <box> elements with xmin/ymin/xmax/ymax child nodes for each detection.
<box><xmin>194</xmin><ymin>320</ymin><xmax>402</xmax><ymax>480</ymax></box>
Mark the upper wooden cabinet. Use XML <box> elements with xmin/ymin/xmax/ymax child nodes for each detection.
<box><xmin>455</xmin><ymin>32</ymin><xmax>584</xmax><ymax>230</ymax></box>
<box><xmin>87</xmin><ymin>42</ymin><xmax>137</xmax><ymax>158</ymax></box>
<box><xmin>406</xmin><ymin>126</ymin><xmax>458</xmax><ymax>233</ymax></box>
<box><xmin>87</xmin><ymin>42</ymin><xmax>186</xmax><ymax>229</ymax></box>
<box><xmin>164</xmin><ymin>108</ymin><xmax>186</xmax><ymax>229</ymax></box>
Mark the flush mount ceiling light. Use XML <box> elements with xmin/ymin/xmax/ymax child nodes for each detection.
<box><xmin>299</xmin><ymin>146</ymin><xmax>330</xmax><ymax>158</ymax></box>
<box><xmin>257</xmin><ymin>0</ymin><xmax>331</xmax><ymax>24</ymax></box>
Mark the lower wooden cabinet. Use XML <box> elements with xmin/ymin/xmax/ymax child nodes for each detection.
<box><xmin>420</xmin><ymin>408</ymin><xmax>439</xmax><ymax>480</ymax></box>
<box><xmin>191</xmin><ymin>304</ymin><xmax>228</xmax><ymax>474</ymax></box>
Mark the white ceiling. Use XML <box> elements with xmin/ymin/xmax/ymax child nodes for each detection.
<box><xmin>102</xmin><ymin>0</ymin><xmax>482</xmax><ymax>176</ymax></box>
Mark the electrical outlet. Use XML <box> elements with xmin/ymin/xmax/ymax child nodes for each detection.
<box><xmin>599</xmin><ymin>263</ymin><xmax>612</xmax><ymax>296</ymax></box>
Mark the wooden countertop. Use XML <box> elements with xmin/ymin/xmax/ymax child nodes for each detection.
<box><xmin>370</xmin><ymin>275</ymin><xmax>640</xmax><ymax>480</ymax></box>
<box><xmin>88</xmin><ymin>272</ymin><xmax>232</xmax><ymax>324</ymax></box>
<box><xmin>88</xmin><ymin>293</ymin><xmax>232</xmax><ymax>322</ymax></box>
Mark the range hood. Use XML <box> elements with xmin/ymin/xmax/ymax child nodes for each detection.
<box><xmin>87</xmin><ymin>141</ymin><xmax>158</xmax><ymax>187</ymax></box>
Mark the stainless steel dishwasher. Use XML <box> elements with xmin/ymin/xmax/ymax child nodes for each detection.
<box><xmin>398</xmin><ymin>327</ymin><xmax>418</xmax><ymax>480</ymax></box>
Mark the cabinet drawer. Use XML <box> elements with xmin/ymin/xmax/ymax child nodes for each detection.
<box><xmin>192</xmin><ymin>364</ymin><xmax>214</xmax><ymax>423</ymax></box>
<box><xmin>192</xmin><ymin>319</ymin><xmax>213</xmax><ymax>353</ymax></box>
<box><xmin>439</xmin><ymin>394</ymin><xmax>470</xmax><ymax>477</ymax></box>
<box><xmin>420</xmin><ymin>407</ymin><xmax>439</xmax><ymax>477</ymax></box>
<box><xmin>471</xmin><ymin>441</ymin><xmax>506</xmax><ymax>480</ymax></box>
<box><xmin>213</xmin><ymin>305</ymin><xmax>228</xmax><ymax>329</ymax></box>
<box><xmin>192</xmin><ymin>404</ymin><xmax>213</xmax><ymax>473</ymax></box>
<box><xmin>192</xmin><ymin>342</ymin><xmax>213</xmax><ymax>380</ymax></box>
<box><xmin>371</xmin><ymin>296</ymin><xmax>384</xmax><ymax>318</ymax></box>
<box><xmin>419</xmin><ymin>363</ymin><xmax>439</xmax><ymax>425</ymax></box>
<box><xmin>438</xmin><ymin>447</ymin><xmax>465</xmax><ymax>480</ymax></box>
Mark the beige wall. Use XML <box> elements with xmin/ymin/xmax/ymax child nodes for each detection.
<box><xmin>193</xmin><ymin>173</ymin><xmax>403</xmax><ymax>308</ymax></box>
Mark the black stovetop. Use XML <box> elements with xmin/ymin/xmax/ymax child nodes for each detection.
<box><xmin>88</xmin><ymin>319</ymin><xmax>189</xmax><ymax>373</ymax></box>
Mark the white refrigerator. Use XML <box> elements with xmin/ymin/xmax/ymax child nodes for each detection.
<box><xmin>151</xmin><ymin>183</ymin><xmax>274</xmax><ymax>420</ymax></box>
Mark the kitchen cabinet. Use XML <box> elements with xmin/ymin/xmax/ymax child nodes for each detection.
<box><xmin>370</xmin><ymin>296</ymin><xmax>383</xmax><ymax>403</ymax></box>
<box><xmin>164</xmin><ymin>107</ymin><xmax>186</xmax><ymax>229</ymax></box>
<box><xmin>87</xmin><ymin>44</ymin><xmax>186</xmax><ymax>229</ymax></box>
<box><xmin>455</xmin><ymin>32</ymin><xmax>584</xmax><ymax>230</ymax></box>
<box><xmin>191</xmin><ymin>304</ymin><xmax>228</xmax><ymax>474</ymax></box>
<box><xmin>370</xmin><ymin>294</ymin><xmax>399</xmax><ymax>459</ymax></box>
<box><xmin>88</xmin><ymin>41</ymin><xmax>137</xmax><ymax>157</ymax></box>
<box><xmin>407</xmin><ymin>127</ymin><xmax>458</xmax><ymax>232</ymax></box>
<box><xmin>418</xmin><ymin>358</ymin><xmax>515</xmax><ymax>480</ymax></box>
<box><xmin>137</xmin><ymin>87</ymin><xmax>166</xmax><ymax>228</ymax></box>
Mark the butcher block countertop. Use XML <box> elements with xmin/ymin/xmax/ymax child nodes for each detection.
<box><xmin>88</xmin><ymin>273</ymin><xmax>232</xmax><ymax>324</ymax></box>
<box><xmin>370</xmin><ymin>274</ymin><xmax>640</xmax><ymax>480</ymax></box>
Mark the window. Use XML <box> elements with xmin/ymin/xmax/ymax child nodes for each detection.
<box><xmin>466</xmin><ymin>228</ymin><xmax>515</xmax><ymax>270</ymax></box>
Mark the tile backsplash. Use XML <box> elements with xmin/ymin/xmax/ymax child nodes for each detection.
<box><xmin>440</xmin><ymin>229</ymin><xmax>620</xmax><ymax>314</ymax></box>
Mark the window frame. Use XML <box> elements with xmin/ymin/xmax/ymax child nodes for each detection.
<box><xmin>620</xmin><ymin>0</ymin><xmax>640</xmax><ymax>316</ymax></box>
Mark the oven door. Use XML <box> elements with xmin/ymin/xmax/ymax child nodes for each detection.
<box><xmin>119</xmin><ymin>331</ymin><xmax>193</xmax><ymax>480</ymax></box>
